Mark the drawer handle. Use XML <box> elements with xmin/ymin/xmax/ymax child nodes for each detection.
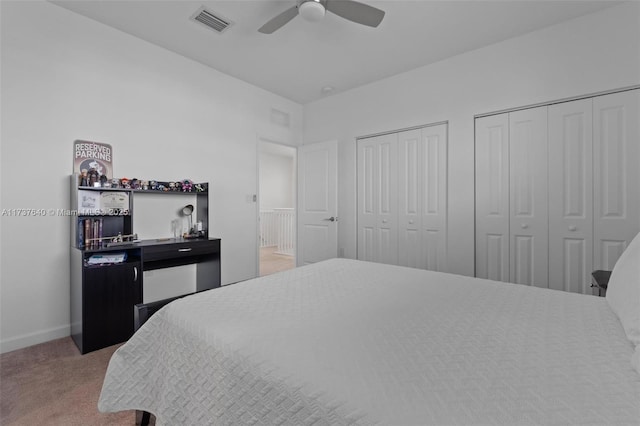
<box><xmin>178</xmin><ymin>248</ymin><xmax>192</xmax><ymax>252</ymax></box>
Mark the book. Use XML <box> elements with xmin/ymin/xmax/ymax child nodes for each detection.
<box><xmin>84</xmin><ymin>219</ymin><xmax>91</xmax><ymax>248</ymax></box>
<box><xmin>78</xmin><ymin>218</ymin><xmax>84</xmax><ymax>248</ymax></box>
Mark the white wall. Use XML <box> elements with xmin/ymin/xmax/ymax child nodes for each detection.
<box><xmin>303</xmin><ymin>2</ymin><xmax>640</xmax><ymax>276</ymax></box>
<box><xmin>259</xmin><ymin>151</ymin><xmax>295</xmax><ymax>211</ymax></box>
<box><xmin>0</xmin><ymin>1</ymin><xmax>302</xmax><ymax>352</ymax></box>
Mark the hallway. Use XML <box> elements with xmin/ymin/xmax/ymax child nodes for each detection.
<box><xmin>259</xmin><ymin>246</ymin><xmax>295</xmax><ymax>276</ymax></box>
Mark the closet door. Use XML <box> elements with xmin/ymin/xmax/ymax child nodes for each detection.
<box><xmin>593</xmin><ymin>90</ymin><xmax>640</xmax><ymax>270</ymax></box>
<box><xmin>475</xmin><ymin>113</ymin><xmax>510</xmax><ymax>281</ymax></box>
<box><xmin>398</xmin><ymin>129</ymin><xmax>422</xmax><ymax>268</ymax></box>
<box><xmin>421</xmin><ymin>124</ymin><xmax>448</xmax><ymax>271</ymax></box>
<box><xmin>357</xmin><ymin>133</ymin><xmax>398</xmax><ymax>264</ymax></box>
<box><xmin>398</xmin><ymin>124</ymin><xmax>448</xmax><ymax>271</ymax></box>
<box><xmin>509</xmin><ymin>107</ymin><xmax>548</xmax><ymax>288</ymax></box>
<box><xmin>548</xmin><ymin>99</ymin><xmax>593</xmax><ymax>293</ymax></box>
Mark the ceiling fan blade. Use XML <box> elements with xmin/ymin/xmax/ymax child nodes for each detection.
<box><xmin>258</xmin><ymin>5</ymin><xmax>299</xmax><ymax>34</ymax></box>
<box><xmin>325</xmin><ymin>0</ymin><xmax>385</xmax><ymax>27</ymax></box>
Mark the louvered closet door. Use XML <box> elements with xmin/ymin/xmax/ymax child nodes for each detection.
<box><xmin>398</xmin><ymin>124</ymin><xmax>448</xmax><ymax>271</ymax></box>
<box><xmin>548</xmin><ymin>99</ymin><xmax>593</xmax><ymax>293</ymax></box>
<box><xmin>509</xmin><ymin>107</ymin><xmax>548</xmax><ymax>288</ymax></box>
<box><xmin>475</xmin><ymin>113</ymin><xmax>510</xmax><ymax>282</ymax></box>
<box><xmin>593</xmin><ymin>90</ymin><xmax>640</xmax><ymax>270</ymax></box>
<box><xmin>357</xmin><ymin>133</ymin><xmax>399</xmax><ymax>265</ymax></box>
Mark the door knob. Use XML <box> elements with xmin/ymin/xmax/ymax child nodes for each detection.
<box><xmin>521</xmin><ymin>223</ymin><xmax>528</xmax><ymax>229</ymax></box>
<box><xmin>409</xmin><ymin>220</ymin><xmax>414</xmax><ymax>224</ymax></box>
<box><xmin>323</xmin><ymin>216</ymin><xmax>336</xmax><ymax>222</ymax></box>
<box><xmin>568</xmin><ymin>225</ymin><xmax>577</xmax><ymax>232</ymax></box>
<box><xmin>382</xmin><ymin>219</ymin><xmax>388</xmax><ymax>223</ymax></box>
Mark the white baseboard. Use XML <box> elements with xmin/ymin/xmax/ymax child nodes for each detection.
<box><xmin>0</xmin><ymin>325</ymin><xmax>70</xmax><ymax>354</ymax></box>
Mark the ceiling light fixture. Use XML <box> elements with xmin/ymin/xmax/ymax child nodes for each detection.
<box><xmin>298</xmin><ymin>0</ymin><xmax>325</xmax><ymax>22</ymax></box>
<box><xmin>321</xmin><ymin>85</ymin><xmax>334</xmax><ymax>95</ymax></box>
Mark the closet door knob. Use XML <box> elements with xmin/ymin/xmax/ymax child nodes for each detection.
<box><xmin>568</xmin><ymin>225</ymin><xmax>577</xmax><ymax>232</ymax></box>
<box><xmin>382</xmin><ymin>219</ymin><xmax>388</xmax><ymax>223</ymax></box>
<box><xmin>409</xmin><ymin>220</ymin><xmax>414</xmax><ymax>224</ymax></box>
<box><xmin>521</xmin><ymin>223</ymin><xmax>528</xmax><ymax>229</ymax></box>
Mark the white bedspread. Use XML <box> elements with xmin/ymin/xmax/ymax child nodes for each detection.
<box><xmin>99</xmin><ymin>259</ymin><xmax>640</xmax><ymax>425</ymax></box>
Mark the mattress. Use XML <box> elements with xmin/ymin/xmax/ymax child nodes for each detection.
<box><xmin>99</xmin><ymin>258</ymin><xmax>640</xmax><ymax>425</ymax></box>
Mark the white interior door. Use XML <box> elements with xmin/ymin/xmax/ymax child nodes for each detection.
<box><xmin>357</xmin><ymin>133</ymin><xmax>398</xmax><ymax>265</ymax></box>
<box><xmin>548</xmin><ymin>98</ymin><xmax>593</xmax><ymax>293</ymax></box>
<box><xmin>297</xmin><ymin>140</ymin><xmax>338</xmax><ymax>266</ymax></box>
<box><xmin>475</xmin><ymin>113</ymin><xmax>510</xmax><ymax>282</ymax></box>
<box><xmin>509</xmin><ymin>106</ymin><xmax>548</xmax><ymax>288</ymax></box>
<box><xmin>398</xmin><ymin>128</ymin><xmax>422</xmax><ymax>268</ymax></box>
<box><xmin>420</xmin><ymin>124</ymin><xmax>448</xmax><ymax>272</ymax></box>
<box><xmin>593</xmin><ymin>89</ymin><xmax>640</xmax><ymax>270</ymax></box>
<box><xmin>398</xmin><ymin>124</ymin><xmax>448</xmax><ymax>271</ymax></box>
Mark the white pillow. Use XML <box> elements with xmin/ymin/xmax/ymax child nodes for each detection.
<box><xmin>606</xmin><ymin>231</ymin><xmax>640</xmax><ymax>351</ymax></box>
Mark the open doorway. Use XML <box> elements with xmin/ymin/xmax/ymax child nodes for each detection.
<box><xmin>258</xmin><ymin>140</ymin><xmax>297</xmax><ymax>276</ymax></box>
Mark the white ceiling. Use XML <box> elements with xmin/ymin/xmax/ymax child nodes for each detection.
<box><xmin>50</xmin><ymin>0</ymin><xmax>620</xmax><ymax>104</ymax></box>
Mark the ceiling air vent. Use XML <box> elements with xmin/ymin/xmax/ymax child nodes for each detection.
<box><xmin>191</xmin><ymin>7</ymin><xmax>233</xmax><ymax>34</ymax></box>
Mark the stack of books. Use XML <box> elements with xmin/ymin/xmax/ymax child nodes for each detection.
<box><xmin>79</xmin><ymin>218</ymin><xmax>103</xmax><ymax>248</ymax></box>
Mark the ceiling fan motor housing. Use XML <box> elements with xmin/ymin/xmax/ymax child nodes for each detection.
<box><xmin>299</xmin><ymin>0</ymin><xmax>326</xmax><ymax>22</ymax></box>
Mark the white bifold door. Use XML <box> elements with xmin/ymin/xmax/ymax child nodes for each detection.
<box><xmin>357</xmin><ymin>133</ymin><xmax>398</xmax><ymax>265</ymax></box>
<box><xmin>593</xmin><ymin>91</ymin><xmax>640</xmax><ymax>271</ymax></box>
<box><xmin>358</xmin><ymin>123</ymin><xmax>448</xmax><ymax>271</ymax></box>
<box><xmin>475</xmin><ymin>107</ymin><xmax>548</xmax><ymax>288</ymax></box>
<box><xmin>548</xmin><ymin>99</ymin><xmax>593</xmax><ymax>293</ymax></box>
<box><xmin>476</xmin><ymin>89</ymin><xmax>639</xmax><ymax>293</ymax></box>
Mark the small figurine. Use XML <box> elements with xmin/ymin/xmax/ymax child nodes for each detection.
<box><xmin>131</xmin><ymin>178</ymin><xmax>140</xmax><ymax>190</ymax></box>
<box><xmin>111</xmin><ymin>178</ymin><xmax>120</xmax><ymax>188</ymax></box>
<box><xmin>182</xmin><ymin>179</ymin><xmax>193</xmax><ymax>192</ymax></box>
<box><xmin>99</xmin><ymin>174</ymin><xmax>108</xmax><ymax>187</ymax></box>
<box><xmin>88</xmin><ymin>169</ymin><xmax>100</xmax><ymax>187</ymax></box>
<box><xmin>157</xmin><ymin>183</ymin><xmax>166</xmax><ymax>191</ymax></box>
<box><xmin>141</xmin><ymin>180</ymin><xmax>149</xmax><ymax>190</ymax></box>
<box><xmin>121</xmin><ymin>178</ymin><xmax>130</xmax><ymax>189</ymax></box>
<box><xmin>150</xmin><ymin>180</ymin><xmax>158</xmax><ymax>190</ymax></box>
<box><xmin>194</xmin><ymin>183</ymin><xmax>205</xmax><ymax>192</ymax></box>
<box><xmin>79</xmin><ymin>169</ymin><xmax>88</xmax><ymax>186</ymax></box>
<box><xmin>175</xmin><ymin>181</ymin><xmax>183</xmax><ymax>192</ymax></box>
<box><xmin>169</xmin><ymin>182</ymin><xmax>176</xmax><ymax>191</ymax></box>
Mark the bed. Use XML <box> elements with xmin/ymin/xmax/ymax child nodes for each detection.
<box><xmin>99</xmin><ymin>238</ymin><xmax>640</xmax><ymax>425</ymax></box>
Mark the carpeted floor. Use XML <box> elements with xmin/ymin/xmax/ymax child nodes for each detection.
<box><xmin>0</xmin><ymin>337</ymin><xmax>143</xmax><ymax>425</ymax></box>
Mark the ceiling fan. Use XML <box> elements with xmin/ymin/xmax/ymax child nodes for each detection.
<box><xmin>258</xmin><ymin>0</ymin><xmax>385</xmax><ymax>34</ymax></box>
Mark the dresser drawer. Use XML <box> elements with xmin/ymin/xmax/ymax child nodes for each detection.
<box><xmin>143</xmin><ymin>240</ymin><xmax>220</xmax><ymax>262</ymax></box>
